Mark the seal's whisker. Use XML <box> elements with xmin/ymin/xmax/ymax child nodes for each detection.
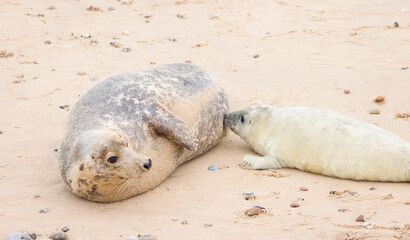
<box><xmin>117</xmin><ymin>177</ymin><xmax>137</xmax><ymax>193</ymax></box>
<box><xmin>115</xmin><ymin>178</ymin><xmax>130</xmax><ymax>193</ymax></box>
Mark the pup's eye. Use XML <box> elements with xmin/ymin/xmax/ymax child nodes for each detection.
<box><xmin>107</xmin><ymin>156</ymin><xmax>118</xmax><ymax>164</ymax></box>
<box><xmin>241</xmin><ymin>115</ymin><xmax>245</xmax><ymax>123</ymax></box>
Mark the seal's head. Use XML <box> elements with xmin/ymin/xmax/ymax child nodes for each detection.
<box><xmin>67</xmin><ymin>130</ymin><xmax>152</xmax><ymax>202</ymax></box>
<box><xmin>224</xmin><ymin>106</ymin><xmax>272</xmax><ymax>139</ymax></box>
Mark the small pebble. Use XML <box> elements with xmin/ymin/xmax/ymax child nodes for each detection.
<box><xmin>181</xmin><ymin>220</ymin><xmax>188</xmax><ymax>224</ymax></box>
<box><xmin>300</xmin><ymin>187</ymin><xmax>308</xmax><ymax>191</ymax></box>
<box><xmin>34</xmin><ymin>194</ymin><xmax>41</xmax><ymax>198</ymax></box>
<box><xmin>12</xmin><ymin>79</ymin><xmax>23</xmax><ymax>84</ymax></box>
<box><xmin>29</xmin><ymin>233</ymin><xmax>37</xmax><ymax>239</ymax></box>
<box><xmin>369</xmin><ymin>109</ymin><xmax>380</xmax><ymax>115</ymax></box>
<box><xmin>0</xmin><ymin>51</ymin><xmax>14</xmax><ymax>58</ymax></box>
<box><xmin>86</xmin><ymin>6</ymin><xmax>101</xmax><ymax>11</ymax></box>
<box><xmin>121</xmin><ymin>0</ymin><xmax>132</xmax><ymax>4</ymax></box>
<box><xmin>402</xmin><ymin>67</ymin><xmax>409</xmax><ymax>70</ymax></box>
<box><xmin>38</xmin><ymin>13</ymin><xmax>44</xmax><ymax>17</ymax></box>
<box><xmin>348</xmin><ymin>191</ymin><xmax>357</xmax><ymax>196</ymax></box>
<box><xmin>112</xmin><ymin>42</ymin><xmax>121</xmax><ymax>48</ymax></box>
<box><xmin>4</xmin><ymin>232</ymin><xmax>32</xmax><ymax>240</ymax></box>
<box><xmin>355</xmin><ymin>215</ymin><xmax>365</xmax><ymax>222</ymax></box>
<box><xmin>123</xmin><ymin>30</ymin><xmax>131</xmax><ymax>36</ymax></box>
<box><xmin>61</xmin><ymin>227</ymin><xmax>69</xmax><ymax>232</ymax></box>
<box><xmin>39</xmin><ymin>208</ymin><xmax>49</xmax><ymax>213</ymax></box>
<box><xmin>91</xmin><ymin>39</ymin><xmax>98</xmax><ymax>43</ymax></box>
<box><xmin>185</xmin><ymin>60</ymin><xmax>192</xmax><ymax>63</ymax></box>
<box><xmin>47</xmin><ymin>6</ymin><xmax>56</xmax><ymax>10</ymax></box>
<box><xmin>393</xmin><ymin>21</ymin><xmax>399</xmax><ymax>27</ymax></box>
<box><xmin>196</xmin><ymin>41</ymin><xmax>208</xmax><ymax>47</ymax></box>
<box><xmin>81</xmin><ymin>33</ymin><xmax>91</xmax><ymax>38</ymax></box>
<box><xmin>369</xmin><ymin>187</ymin><xmax>376</xmax><ymax>190</ymax></box>
<box><xmin>253</xmin><ymin>205</ymin><xmax>265</xmax><ymax>210</ymax></box>
<box><xmin>16</xmin><ymin>74</ymin><xmax>24</xmax><ymax>78</ymax></box>
<box><xmin>77</xmin><ymin>71</ymin><xmax>87</xmax><ymax>76</ymax></box>
<box><xmin>253</xmin><ymin>54</ymin><xmax>260</xmax><ymax>58</ymax></box>
<box><xmin>51</xmin><ymin>69</ymin><xmax>56</xmax><ymax>71</ymax></box>
<box><xmin>335</xmin><ymin>191</ymin><xmax>343</xmax><ymax>195</ymax></box>
<box><xmin>44</xmin><ymin>40</ymin><xmax>52</xmax><ymax>45</ymax></box>
<box><xmin>204</xmin><ymin>223</ymin><xmax>213</xmax><ymax>227</ymax></box>
<box><xmin>405</xmin><ymin>200</ymin><xmax>410</xmax><ymax>205</ymax></box>
<box><xmin>244</xmin><ymin>207</ymin><xmax>263</xmax><ymax>216</ymax></box>
<box><xmin>150</xmin><ymin>62</ymin><xmax>156</xmax><ymax>65</ymax></box>
<box><xmin>363</xmin><ymin>222</ymin><xmax>375</xmax><ymax>229</ymax></box>
<box><xmin>329</xmin><ymin>190</ymin><xmax>337</xmax><ymax>194</ymax></box>
<box><xmin>49</xmin><ymin>231</ymin><xmax>67</xmax><ymax>240</ymax></box>
<box><xmin>243</xmin><ymin>192</ymin><xmax>255</xmax><ymax>200</ymax></box>
<box><xmin>121</xmin><ymin>47</ymin><xmax>131</xmax><ymax>53</ymax></box>
<box><xmin>344</xmin><ymin>90</ymin><xmax>350</xmax><ymax>94</ymax></box>
<box><xmin>374</xmin><ymin>96</ymin><xmax>385</xmax><ymax>103</ymax></box>
<box><xmin>396</xmin><ymin>112</ymin><xmax>410</xmax><ymax>118</ymax></box>
<box><xmin>207</xmin><ymin>165</ymin><xmax>218</xmax><ymax>171</ymax></box>
<box><xmin>108</xmin><ymin>7</ymin><xmax>115</xmax><ymax>11</ymax></box>
<box><xmin>0</xmin><ymin>130</ymin><xmax>3</xmax><ymax>134</ymax></box>
<box><xmin>177</xmin><ymin>14</ymin><xmax>185</xmax><ymax>19</ymax></box>
<box><xmin>290</xmin><ymin>202</ymin><xmax>300</xmax><ymax>208</ymax></box>
<box><xmin>59</xmin><ymin>105</ymin><xmax>69</xmax><ymax>110</ymax></box>
<box><xmin>139</xmin><ymin>235</ymin><xmax>157</xmax><ymax>240</ymax></box>
<box><xmin>145</xmin><ymin>20</ymin><xmax>150</xmax><ymax>23</ymax></box>
<box><xmin>338</xmin><ymin>208</ymin><xmax>350</xmax><ymax>212</ymax></box>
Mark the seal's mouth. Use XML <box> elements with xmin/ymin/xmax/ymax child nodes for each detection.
<box><xmin>223</xmin><ymin>114</ymin><xmax>232</xmax><ymax>129</ymax></box>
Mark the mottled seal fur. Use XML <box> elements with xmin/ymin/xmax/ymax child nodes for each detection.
<box><xmin>224</xmin><ymin>106</ymin><xmax>410</xmax><ymax>182</ymax></box>
<box><xmin>59</xmin><ymin>63</ymin><xmax>229</xmax><ymax>202</ymax></box>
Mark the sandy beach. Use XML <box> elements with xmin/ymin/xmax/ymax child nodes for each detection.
<box><xmin>0</xmin><ymin>0</ymin><xmax>409</xmax><ymax>239</ymax></box>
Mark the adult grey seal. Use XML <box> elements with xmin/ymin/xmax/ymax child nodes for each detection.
<box><xmin>224</xmin><ymin>106</ymin><xmax>410</xmax><ymax>182</ymax></box>
<box><xmin>58</xmin><ymin>63</ymin><xmax>229</xmax><ymax>202</ymax></box>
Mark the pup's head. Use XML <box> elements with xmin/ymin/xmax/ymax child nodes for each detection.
<box><xmin>223</xmin><ymin>106</ymin><xmax>270</xmax><ymax>139</ymax></box>
<box><xmin>68</xmin><ymin>130</ymin><xmax>152</xmax><ymax>202</ymax></box>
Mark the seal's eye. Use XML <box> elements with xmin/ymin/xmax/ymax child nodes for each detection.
<box><xmin>107</xmin><ymin>156</ymin><xmax>118</xmax><ymax>164</ymax></box>
<box><xmin>241</xmin><ymin>115</ymin><xmax>245</xmax><ymax>123</ymax></box>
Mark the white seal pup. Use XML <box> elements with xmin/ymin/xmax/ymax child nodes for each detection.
<box><xmin>224</xmin><ymin>106</ymin><xmax>410</xmax><ymax>182</ymax></box>
<box><xmin>58</xmin><ymin>63</ymin><xmax>229</xmax><ymax>202</ymax></box>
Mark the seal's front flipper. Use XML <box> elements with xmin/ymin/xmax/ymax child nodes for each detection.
<box><xmin>242</xmin><ymin>154</ymin><xmax>287</xmax><ymax>169</ymax></box>
<box><xmin>148</xmin><ymin>107</ymin><xmax>197</xmax><ymax>151</ymax></box>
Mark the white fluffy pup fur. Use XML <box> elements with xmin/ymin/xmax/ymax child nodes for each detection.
<box><xmin>224</xmin><ymin>106</ymin><xmax>410</xmax><ymax>182</ymax></box>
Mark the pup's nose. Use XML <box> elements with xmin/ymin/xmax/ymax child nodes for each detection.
<box><xmin>143</xmin><ymin>158</ymin><xmax>152</xmax><ymax>170</ymax></box>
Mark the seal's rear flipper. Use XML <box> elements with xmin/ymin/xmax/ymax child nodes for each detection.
<box><xmin>148</xmin><ymin>107</ymin><xmax>197</xmax><ymax>151</ymax></box>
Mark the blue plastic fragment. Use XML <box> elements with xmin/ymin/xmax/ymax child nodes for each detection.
<box><xmin>207</xmin><ymin>165</ymin><xmax>219</xmax><ymax>171</ymax></box>
<box><xmin>253</xmin><ymin>206</ymin><xmax>265</xmax><ymax>210</ymax></box>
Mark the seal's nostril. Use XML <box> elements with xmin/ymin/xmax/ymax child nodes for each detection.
<box><xmin>148</xmin><ymin>158</ymin><xmax>152</xmax><ymax>167</ymax></box>
<box><xmin>143</xmin><ymin>159</ymin><xmax>152</xmax><ymax>170</ymax></box>
<box><xmin>143</xmin><ymin>163</ymin><xmax>150</xmax><ymax>170</ymax></box>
